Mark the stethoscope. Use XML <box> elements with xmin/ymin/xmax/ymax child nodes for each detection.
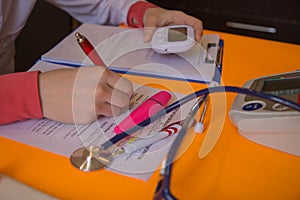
<box><xmin>70</xmin><ymin>85</ymin><xmax>300</xmax><ymax>198</ymax></box>
<box><xmin>153</xmin><ymin>86</ymin><xmax>300</xmax><ymax>200</ymax></box>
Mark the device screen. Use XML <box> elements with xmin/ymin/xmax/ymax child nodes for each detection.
<box><xmin>261</xmin><ymin>75</ymin><xmax>300</xmax><ymax>104</ymax></box>
<box><xmin>262</xmin><ymin>76</ymin><xmax>300</xmax><ymax>93</ymax></box>
<box><xmin>168</xmin><ymin>27</ymin><xmax>187</xmax><ymax>42</ymax></box>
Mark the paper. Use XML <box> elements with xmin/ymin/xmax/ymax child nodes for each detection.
<box><xmin>42</xmin><ymin>23</ymin><xmax>220</xmax><ymax>82</ymax></box>
<box><xmin>0</xmin><ymin>61</ymin><xmax>196</xmax><ymax>181</ymax></box>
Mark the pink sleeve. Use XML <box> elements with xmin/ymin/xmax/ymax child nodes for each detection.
<box><xmin>0</xmin><ymin>71</ymin><xmax>43</xmax><ymax>125</ymax></box>
<box><xmin>127</xmin><ymin>1</ymin><xmax>157</xmax><ymax>28</ymax></box>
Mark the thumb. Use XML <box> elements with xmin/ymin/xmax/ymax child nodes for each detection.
<box><xmin>143</xmin><ymin>26</ymin><xmax>156</xmax><ymax>43</ymax></box>
<box><xmin>143</xmin><ymin>12</ymin><xmax>159</xmax><ymax>43</ymax></box>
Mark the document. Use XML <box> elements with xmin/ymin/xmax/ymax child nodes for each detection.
<box><xmin>0</xmin><ymin>61</ymin><xmax>197</xmax><ymax>181</ymax></box>
<box><xmin>42</xmin><ymin>23</ymin><xmax>221</xmax><ymax>82</ymax></box>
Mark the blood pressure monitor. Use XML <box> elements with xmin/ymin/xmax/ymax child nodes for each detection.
<box><xmin>229</xmin><ymin>71</ymin><xmax>300</xmax><ymax>156</ymax></box>
<box><xmin>151</xmin><ymin>25</ymin><xmax>196</xmax><ymax>54</ymax></box>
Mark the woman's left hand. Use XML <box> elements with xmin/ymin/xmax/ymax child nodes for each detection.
<box><xmin>143</xmin><ymin>7</ymin><xmax>203</xmax><ymax>42</ymax></box>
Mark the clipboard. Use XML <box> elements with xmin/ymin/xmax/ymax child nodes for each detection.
<box><xmin>41</xmin><ymin>23</ymin><xmax>224</xmax><ymax>83</ymax></box>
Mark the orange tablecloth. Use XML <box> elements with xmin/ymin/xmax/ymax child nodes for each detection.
<box><xmin>1</xmin><ymin>30</ymin><xmax>300</xmax><ymax>200</ymax></box>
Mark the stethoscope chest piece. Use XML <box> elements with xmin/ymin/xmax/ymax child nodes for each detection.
<box><xmin>70</xmin><ymin>146</ymin><xmax>110</xmax><ymax>172</ymax></box>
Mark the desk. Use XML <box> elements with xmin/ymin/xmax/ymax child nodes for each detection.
<box><xmin>1</xmin><ymin>30</ymin><xmax>300</xmax><ymax>200</ymax></box>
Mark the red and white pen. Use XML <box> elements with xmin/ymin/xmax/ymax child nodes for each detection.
<box><xmin>75</xmin><ymin>32</ymin><xmax>106</xmax><ymax>67</ymax></box>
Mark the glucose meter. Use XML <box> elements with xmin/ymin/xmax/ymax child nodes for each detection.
<box><xmin>229</xmin><ymin>71</ymin><xmax>300</xmax><ymax>156</ymax></box>
<box><xmin>151</xmin><ymin>25</ymin><xmax>196</xmax><ymax>54</ymax></box>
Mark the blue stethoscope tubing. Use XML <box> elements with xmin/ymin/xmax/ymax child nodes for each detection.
<box><xmin>154</xmin><ymin>86</ymin><xmax>300</xmax><ymax>200</ymax></box>
<box><xmin>101</xmin><ymin>86</ymin><xmax>300</xmax><ymax>150</ymax></box>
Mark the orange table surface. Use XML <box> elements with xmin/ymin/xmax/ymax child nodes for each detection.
<box><xmin>1</xmin><ymin>30</ymin><xmax>300</xmax><ymax>200</ymax></box>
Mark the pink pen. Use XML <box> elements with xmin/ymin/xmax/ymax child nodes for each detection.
<box><xmin>114</xmin><ymin>91</ymin><xmax>172</xmax><ymax>134</ymax></box>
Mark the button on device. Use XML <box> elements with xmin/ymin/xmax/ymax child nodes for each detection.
<box><xmin>272</xmin><ymin>103</ymin><xmax>289</xmax><ymax>111</ymax></box>
<box><xmin>242</xmin><ymin>101</ymin><xmax>266</xmax><ymax>111</ymax></box>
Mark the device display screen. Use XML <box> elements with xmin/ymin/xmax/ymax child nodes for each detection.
<box><xmin>262</xmin><ymin>76</ymin><xmax>300</xmax><ymax>94</ymax></box>
<box><xmin>261</xmin><ymin>75</ymin><xmax>300</xmax><ymax>105</ymax></box>
<box><xmin>168</xmin><ymin>27</ymin><xmax>187</xmax><ymax>42</ymax></box>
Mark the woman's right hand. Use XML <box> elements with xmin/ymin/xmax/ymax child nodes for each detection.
<box><xmin>39</xmin><ymin>66</ymin><xmax>133</xmax><ymax>124</ymax></box>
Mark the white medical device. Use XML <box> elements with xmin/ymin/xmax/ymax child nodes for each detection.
<box><xmin>151</xmin><ymin>25</ymin><xmax>196</xmax><ymax>54</ymax></box>
<box><xmin>229</xmin><ymin>71</ymin><xmax>300</xmax><ymax>156</ymax></box>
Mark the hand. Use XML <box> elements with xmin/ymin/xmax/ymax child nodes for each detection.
<box><xmin>39</xmin><ymin>66</ymin><xmax>133</xmax><ymax>124</ymax></box>
<box><xmin>143</xmin><ymin>7</ymin><xmax>203</xmax><ymax>42</ymax></box>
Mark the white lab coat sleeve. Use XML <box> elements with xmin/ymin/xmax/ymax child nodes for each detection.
<box><xmin>45</xmin><ymin>0</ymin><xmax>143</xmax><ymax>26</ymax></box>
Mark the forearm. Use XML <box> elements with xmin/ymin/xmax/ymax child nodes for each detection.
<box><xmin>0</xmin><ymin>71</ymin><xmax>43</xmax><ymax>125</ymax></box>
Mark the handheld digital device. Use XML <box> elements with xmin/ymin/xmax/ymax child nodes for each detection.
<box><xmin>151</xmin><ymin>25</ymin><xmax>196</xmax><ymax>54</ymax></box>
<box><xmin>229</xmin><ymin>71</ymin><xmax>300</xmax><ymax>156</ymax></box>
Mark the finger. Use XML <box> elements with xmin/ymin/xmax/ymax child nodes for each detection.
<box><xmin>95</xmin><ymin>81</ymin><xmax>131</xmax><ymax>109</ymax></box>
<box><xmin>143</xmin><ymin>8</ymin><xmax>171</xmax><ymax>42</ymax></box>
<box><xmin>174</xmin><ymin>14</ymin><xmax>203</xmax><ymax>42</ymax></box>
<box><xmin>143</xmin><ymin>26</ymin><xmax>156</xmax><ymax>43</ymax></box>
<box><xmin>111</xmin><ymin>88</ymin><xmax>132</xmax><ymax>108</ymax></box>
<box><xmin>191</xmin><ymin>20</ymin><xmax>203</xmax><ymax>42</ymax></box>
<box><xmin>163</xmin><ymin>11</ymin><xmax>203</xmax><ymax>42</ymax></box>
<box><xmin>95</xmin><ymin>102</ymin><xmax>123</xmax><ymax>117</ymax></box>
<box><xmin>143</xmin><ymin>14</ymin><xmax>160</xmax><ymax>42</ymax></box>
<box><xmin>104</xmin><ymin>70</ymin><xmax>133</xmax><ymax>96</ymax></box>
